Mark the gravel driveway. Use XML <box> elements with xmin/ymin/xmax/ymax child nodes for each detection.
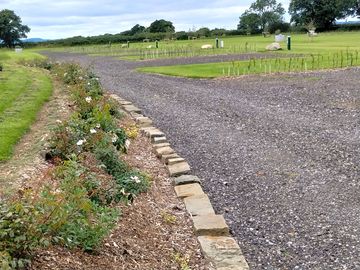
<box><xmin>43</xmin><ymin>52</ymin><xmax>360</xmax><ymax>269</ymax></box>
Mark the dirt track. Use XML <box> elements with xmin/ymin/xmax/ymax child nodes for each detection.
<box><xmin>43</xmin><ymin>51</ymin><xmax>360</xmax><ymax>269</ymax></box>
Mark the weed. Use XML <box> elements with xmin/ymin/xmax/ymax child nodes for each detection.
<box><xmin>172</xmin><ymin>252</ymin><xmax>191</xmax><ymax>270</ymax></box>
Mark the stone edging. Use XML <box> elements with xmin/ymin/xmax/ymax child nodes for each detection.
<box><xmin>110</xmin><ymin>94</ymin><xmax>250</xmax><ymax>270</ymax></box>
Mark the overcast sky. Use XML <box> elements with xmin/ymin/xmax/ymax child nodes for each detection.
<box><xmin>0</xmin><ymin>0</ymin><xmax>290</xmax><ymax>39</ymax></box>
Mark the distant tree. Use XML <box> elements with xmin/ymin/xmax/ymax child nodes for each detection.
<box><xmin>210</xmin><ymin>28</ymin><xmax>228</xmax><ymax>36</ymax></box>
<box><xmin>129</xmin><ymin>24</ymin><xmax>146</xmax><ymax>35</ymax></box>
<box><xmin>238</xmin><ymin>0</ymin><xmax>285</xmax><ymax>34</ymax></box>
<box><xmin>238</xmin><ymin>11</ymin><xmax>261</xmax><ymax>34</ymax></box>
<box><xmin>289</xmin><ymin>0</ymin><xmax>358</xmax><ymax>30</ymax></box>
<box><xmin>175</xmin><ymin>31</ymin><xmax>189</xmax><ymax>40</ymax></box>
<box><xmin>0</xmin><ymin>9</ymin><xmax>30</xmax><ymax>47</ymax></box>
<box><xmin>268</xmin><ymin>21</ymin><xmax>290</xmax><ymax>33</ymax></box>
<box><xmin>196</xmin><ymin>27</ymin><xmax>211</xmax><ymax>37</ymax></box>
<box><xmin>149</xmin><ymin>19</ymin><xmax>175</xmax><ymax>33</ymax></box>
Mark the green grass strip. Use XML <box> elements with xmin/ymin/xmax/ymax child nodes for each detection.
<box><xmin>0</xmin><ymin>64</ymin><xmax>52</xmax><ymax>161</ymax></box>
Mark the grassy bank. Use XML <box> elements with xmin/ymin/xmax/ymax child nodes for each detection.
<box><xmin>0</xmin><ymin>51</ymin><xmax>52</xmax><ymax>161</ymax></box>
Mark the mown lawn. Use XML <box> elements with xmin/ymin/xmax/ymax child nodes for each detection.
<box><xmin>54</xmin><ymin>31</ymin><xmax>360</xmax><ymax>60</ymax></box>
<box><xmin>0</xmin><ymin>51</ymin><xmax>52</xmax><ymax>161</ymax></box>
<box><xmin>137</xmin><ymin>32</ymin><xmax>360</xmax><ymax>78</ymax></box>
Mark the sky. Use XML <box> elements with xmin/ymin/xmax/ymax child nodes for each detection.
<box><xmin>0</xmin><ymin>0</ymin><xmax>291</xmax><ymax>39</ymax></box>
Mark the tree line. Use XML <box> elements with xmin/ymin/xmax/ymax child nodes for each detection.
<box><xmin>238</xmin><ymin>0</ymin><xmax>360</xmax><ymax>34</ymax></box>
<box><xmin>1</xmin><ymin>1</ymin><xmax>360</xmax><ymax>47</ymax></box>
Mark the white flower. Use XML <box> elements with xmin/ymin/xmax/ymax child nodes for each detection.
<box><xmin>79</xmin><ymin>76</ymin><xmax>83</xmax><ymax>80</ymax></box>
<box><xmin>87</xmin><ymin>82</ymin><xmax>91</xmax><ymax>86</ymax></box>
<box><xmin>130</xmin><ymin>175</ymin><xmax>141</xmax><ymax>184</ymax></box>
<box><xmin>76</xmin><ymin>139</ymin><xmax>86</xmax><ymax>146</ymax></box>
<box><xmin>95</xmin><ymin>123</ymin><xmax>101</xmax><ymax>129</ymax></box>
<box><xmin>63</xmin><ymin>72</ymin><xmax>68</xmax><ymax>77</ymax></box>
<box><xmin>56</xmin><ymin>119</ymin><xmax>62</xmax><ymax>124</ymax></box>
<box><xmin>111</xmin><ymin>134</ymin><xmax>118</xmax><ymax>143</ymax></box>
<box><xmin>90</xmin><ymin>128</ymin><xmax>97</xmax><ymax>134</ymax></box>
<box><xmin>85</xmin><ymin>96</ymin><xmax>92</xmax><ymax>103</ymax></box>
<box><xmin>125</xmin><ymin>139</ymin><xmax>131</xmax><ymax>149</ymax></box>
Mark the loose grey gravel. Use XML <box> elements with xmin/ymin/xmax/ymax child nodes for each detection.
<box><xmin>42</xmin><ymin>51</ymin><xmax>360</xmax><ymax>270</ymax></box>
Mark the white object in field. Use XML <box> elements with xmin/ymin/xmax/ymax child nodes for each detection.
<box><xmin>201</xmin><ymin>44</ymin><xmax>213</xmax><ymax>49</ymax></box>
<box><xmin>308</xmin><ymin>30</ymin><xmax>318</xmax><ymax>37</ymax></box>
<box><xmin>220</xmin><ymin>40</ymin><xmax>224</xmax><ymax>48</ymax></box>
<box><xmin>275</xmin><ymin>34</ymin><xmax>285</xmax><ymax>42</ymax></box>
<box><xmin>147</xmin><ymin>45</ymin><xmax>154</xmax><ymax>49</ymax></box>
<box><xmin>121</xmin><ymin>44</ymin><xmax>127</xmax><ymax>48</ymax></box>
<box><xmin>15</xmin><ymin>47</ymin><xmax>23</xmax><ymax>53</ymax></box>
<box><xmin>265</xmin><ymin>42</ymin><xmax>282</xmax><ymax>51</ymax></box>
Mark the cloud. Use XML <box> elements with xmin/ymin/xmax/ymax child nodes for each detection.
<box><xmin>0</xmin><ymin>0</ymin><xmax>291</xmax><ymax>39</ymax></box>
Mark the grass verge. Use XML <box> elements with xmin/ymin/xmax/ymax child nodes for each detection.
<box><xmin>0</xmin><ymin>51</ymin><xmax>52</xmax><ymax>161</ymax></box>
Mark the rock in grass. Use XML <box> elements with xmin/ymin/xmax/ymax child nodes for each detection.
<box><xmin>265</xmin><ymin>42</ymin><xmax>282</xmax><ymax>51</ymax></box>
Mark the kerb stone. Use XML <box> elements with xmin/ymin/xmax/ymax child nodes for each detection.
<box><xmin>153</xmin><ymin>136</ymin><xmax>167</xmax><ymax>144</ymax></box>
<box><xmin>161</xmin><ymin>153</ymin><xmax>180</xmax><ymax>163</ymax></box>
<box><xmin>173</xmin><ymin>175</ymin><xmax>201</xmax><ymax>186</ymax></box>
<box><xmin>146</xmin><ymin>128</ymin><xmax>165</xmax><ymax>138</ymax></box>
<box><xmin>136</xmin><ymin>117</ymin><xmax>153</xmax><ymax>127</ymax></box>
<box><xmin>174</xmin><ymin>183</ymin><xmax>204</xmax><ymax>199</ymax></box>
<box><xmin>119</xmin><ymin>100</ymin><xmax>132</xmax><ymax>105</ymax></box>
<box><xmin>168</xmin><ymin>157</ymin><xmax>185</xmax><ymax>165</ymax></box>
<box><xmin>184</xmin><ymin>194</ymin><xmax>215</xmax><ymax>216</ymax></box>
<box><xmin>192</xmin><ymin>215</ymin><xmax>229</xmax><ymax>236</ymax></box>
<box><xmin>155</xmin><ymin>146</ymin><xmax>175</xmax><ymax>157</ymax></box>
<box><xmin>153</xmin><ymin>143</ymin><xmax>171</xmax><ymax>149</ymax></box>
<box><xmin>123</xmin><ymin>104</ymin><xmax>141</xmax><ymax>114</ymax></box>
<box><xmin>167</xmin><ymin>161</ymin><xmax>190</xmax><ymax>176</ymax></box>
<box><xmin>197</xmin><ymin>236</ymin><xmax>249</xmax><ymax>270</ymax></box>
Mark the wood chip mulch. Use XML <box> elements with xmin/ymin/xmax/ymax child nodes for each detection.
<box><xmin>30</xmin><ymin>116</ymin><xmax>212</xmax><ymax>270</ymax></box>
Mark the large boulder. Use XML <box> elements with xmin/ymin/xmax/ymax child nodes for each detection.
<box><xmin>201</xmin><ymin>44</ymin><xmax>213</xmax><ymax>49</ymax></box>
<box><xmin>266</xmin><ymin>42</ymin><xmax>282</xmax><ymax>51</ymax></box>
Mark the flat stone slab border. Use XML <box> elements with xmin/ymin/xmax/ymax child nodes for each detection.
<box><xmin>109</xmin><ymin>93</ymin><xmax>249</xmax><ymax>270</ymax></box>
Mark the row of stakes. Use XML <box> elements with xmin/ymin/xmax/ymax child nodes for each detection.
<box><xmin>113</xmin><ymin>36</ymin><xmax>292</xmax><ymax>50</ymax></box>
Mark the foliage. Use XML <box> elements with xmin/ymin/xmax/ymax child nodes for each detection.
<box><xmin>0</xmin><ymin>159</ymin><xmax>119</xmax><ymax>268</ymax></box>
<box><xmin>238</xmin><ymin>11</ymin><xmax>262</xmax><ymax>34</ymax></box>
<box><xmin>238</xmin><ymin>0</ymin><xmax>285</xmax><ymax>33</ymax></box>
<box><xmin>149</xmin><ymin>19</ymin><xmax>175</xmax><ymax>33</ymax></box>
<box><xmin>121</xmin><ymin>24</ymin><xmax>146</xmax><ymax>35</ymax></box>
<box><xmin>172</xmin><ymin>252</ymin><xmax>191</xmax><ymax>270</ymax></box>
<box><xmin>195</xmin><ymin>27</ymin><xmax>211</xmax><ymax>38</ymax></box>
<box><xmin>268</xmin><ymin>21</ymin><xmax>290</xmax><ymax>34</ymax></box>
<box><xmin>0</xmin><ymin>9</ymin><xmax>30</xmax><ymax>47</ymax></box>
<box><xmin>289</xmin><ymin>0</ymin><xmax>358</xmax><ymax>30</ymax></box>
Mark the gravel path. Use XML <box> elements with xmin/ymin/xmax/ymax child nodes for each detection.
<box><xmin>43</xmin><ymin>52</ymin><xmax>360</xmax><ymax>269</ymax></box>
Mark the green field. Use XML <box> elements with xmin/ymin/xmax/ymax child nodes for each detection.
<box><xmin>56</xmin><ymin>31</ymin><xmax>360</xmax><ymax>60</ymax></box>
<box><xmin>0</xmin><ymin>51</ymin><xmax>52</xmax><ymax>161</ymax></box>
<box><xmin>54</xmin><ymin>31</ymin><xmax>360</xmax><ymax>78</ymax></box>
<box><xmin>135</xmin><ymin>32</ymin><xmax>360</xmax><ymax>78</ymax></box>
